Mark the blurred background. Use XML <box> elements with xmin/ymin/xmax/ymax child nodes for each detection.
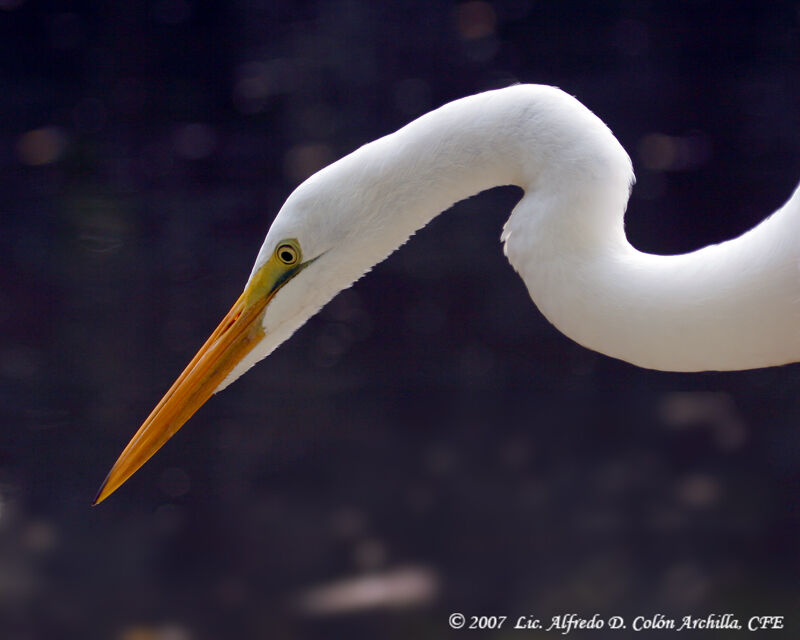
<box><xmin>1</xmin><ymin>1</ymin><xmax>799</xmax><ymax>638</ymax></box>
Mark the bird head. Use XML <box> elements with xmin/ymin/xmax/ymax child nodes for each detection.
<box><xmin>93</xmin><ymin>182</ymin><xmax>363</xmax><ymax>505</ymax></box>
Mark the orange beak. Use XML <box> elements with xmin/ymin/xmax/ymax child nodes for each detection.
<box><xmin>93</xmin><ymin>254</ymin><xmax>295</xmax><ymax>505</ymax></box>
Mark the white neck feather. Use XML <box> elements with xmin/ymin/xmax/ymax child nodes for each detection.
<box><xmin>234</xmin><ymin>84</ymin><xmax>800</xmax><ymax>387</ymax></box>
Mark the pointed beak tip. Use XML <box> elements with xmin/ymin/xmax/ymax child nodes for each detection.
<box><xmin>92</xmin><ymin>480</ymin><xmax>110</xmax><ymax>506</ymax></box>
<box><xmin>92</xmin><ymin>283</ymin><xmax>272</xmax><ymax>506</ymax></box>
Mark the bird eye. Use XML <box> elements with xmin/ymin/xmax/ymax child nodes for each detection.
<box><xmin>276</xmin><ymin>242</ymin><xmax>299</xmax><ymax>265</ymax></box>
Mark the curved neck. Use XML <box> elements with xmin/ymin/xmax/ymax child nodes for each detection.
<box><xmin>261</xmin><ymin>84</ymin><xmax>800</xmax><ymax>375</ymax></box>
<box><xmin>514</xmin><ymin>196</ymin><xmax>800</xmax><ymax>371</ymax></box>
<box><xmin>280</xmin><ymin>86</ymin><xmax>634</xmax><ymax>286</ymax></box>
<box><xmin>362</xmin><ymin>85</ymin><xmax>800</xmax><ymax>371</ymax></box>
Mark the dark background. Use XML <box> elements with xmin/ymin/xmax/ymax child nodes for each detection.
<box><xmin>1</xmin><ymin>1</ymin><xmax>799</xmax><ymax>638</ymax></box>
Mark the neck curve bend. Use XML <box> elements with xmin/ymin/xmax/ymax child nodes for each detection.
<box><xmin>253</xmin><ymin>84</ymin><xmax>800</xmax><ymax>377</ymax></box>
<box><xmin>381</xmin><ymin>85</ymin><xmax>800</xmax><ymax>370</ymax></box>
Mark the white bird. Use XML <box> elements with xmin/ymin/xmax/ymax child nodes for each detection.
<box><xmin>94</xmin><ymin>84</ymin><xmax>800</xmax><ymax>504</ymax></box>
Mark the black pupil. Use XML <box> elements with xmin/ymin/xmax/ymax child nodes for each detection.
<box><xmin>280</xmin><ymin>249</ymin><xmax>294</xmax><ymax>262</ymax></box>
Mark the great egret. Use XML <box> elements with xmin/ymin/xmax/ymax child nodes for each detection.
<box><xmin>94</xmin><ymin>84</ymin><xmax>800</xmax><ymax>504</ymax></box>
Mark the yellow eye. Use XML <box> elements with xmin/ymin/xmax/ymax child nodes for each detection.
<box><xmin>276</xmin><ymin>242</ymin><xmax>299</xmax><ymax>265</ymax></box>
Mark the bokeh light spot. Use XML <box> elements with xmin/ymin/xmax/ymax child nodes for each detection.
<box><xmin>284</xmin><ymin>143</ymin><xmax>332</xmax><ymax>183</ymax></box>
<box><xmin>639</xmin><ymin>133</ymin><xmax>676</xmax><ymax>171</ymax></box>
<box><xmin>659</xmin><ymin>392</ymin><xmax>747</xmax><ymax>451</ymax></box>
<box><xmin>297</xmin><ymin>566</ymin><xmax>439</xmax><ymax>615</ymax></box>
<box><xmin>23</xmin><ymin>520</ymin><xmax>58</xmax><ymax>553</ymax></box>
<box><xmin>118</xmin><ymin>625</ymin><xmax>191</xmax><ymax>640</ymax></box>
<box><xmin>639</xmin><ymin>132</ymin><xmax>712</xmax><ymax>171</ymax></box>
<box><xmin>454</xmin><ymin>1</ymin><xmax>497</xmax><ymax>40</ymax></box>
<box><xmin>16</xmin><ymin>127</ymin><xmax>67</xmax><ymax>166</ymax></box>
<box><xmin>676</xmin><ymin>473</ymin><xmax>721</xmax><ymax>509</ymax></box>
<box><xmin>159</xmin><ymin>467</ymin><xmax>191</xmax><ymax>498</ymax></box>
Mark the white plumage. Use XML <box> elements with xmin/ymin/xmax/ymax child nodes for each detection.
<box><xmin>231</xmin><ymin>84</ymin><xmax>800</xmax><ymax>383</ymax></box>
<box><xmin>95</xmin><ymin>84</ymin><xmax>800</xmax><ymax>504</ymax></box>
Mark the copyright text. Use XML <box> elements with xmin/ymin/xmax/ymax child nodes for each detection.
<box><xmin>447</xmin><ymin>612</ymin><xmax>785</xmax><ymax>633</ymax></box>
